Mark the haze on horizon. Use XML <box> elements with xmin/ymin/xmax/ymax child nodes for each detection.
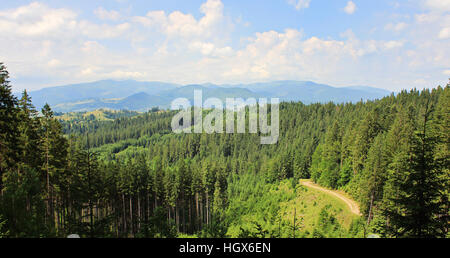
<box><xmin>0</xmin><ymin>0</ymin><xmax>449</xmax><ymax>92</ymax></box>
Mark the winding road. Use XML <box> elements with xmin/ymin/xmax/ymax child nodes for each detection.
<box><xmin>300</xmin><ymin>180</ymin><xmax>362</xmax><ymax>216</ymax></box>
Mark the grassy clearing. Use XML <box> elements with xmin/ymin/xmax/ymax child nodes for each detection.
<box><xmin>279</xmin><ymin>181</ymin><xmax>359</xmax><ymax>233</ymax></box>
<box><xmin>226</xmin><ymin>175</ymin><xmax>363</xmax><ymax>238</ymax></box>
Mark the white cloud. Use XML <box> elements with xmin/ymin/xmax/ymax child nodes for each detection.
<box><xmin>438</xmin><ymin>27</ymin><xmax>450</xmax><ymax>39</ymax></box>
<box><xmin>133</xmin><ymin>0</ymin><xmax>226</xmax><ymax>39</ymax></box>
<box><xmin>288</xmin><ymin>0</ymin><xmax>311</xmax><ymax>11</ymax></box>
<box><xmin>78</xmin><ymin>21</ymin><xmax>130</xmax><ymax>39</ymax></box>
<box><xmin>189</xmin><ymin>41</ymin><xmax>233</xmax><ymax>57</ymax></box>
<box><xmin>414</xmin><ymin>2</ymin><xmax>450</xmax><ymax>41</ymax></box>
<box><xmin>94</xmin><ymin>7</ymin><xmax>121</xmax><ymax>21</ymax></box>
<box><xmin>220</xmin><ymin>28</ymin><xmax>408</xmax><ymax>84</ymax></box>
<box><xmin>443</xmin><ymin>70</ymin><xmax>450</xmax><ymax>76</ymax></box>
<box><xmin>383</xmin><ymin>40</ymin><xmax>404</xmax><ymax>50</ymax></box>
<box><xmin>81</xmin><ymin>41</ymin><xmax>105</xmax><ymax>53</ymax></box>
<box><xmin>81</xmin><ymin>67</ymin><xmax>95</xmax><ymax>76</ymax></box>
<box><xmin>414</xmin><ymin>78</ymin><xmax>427</xmax><ymax>85</ymax></box>
<box><xmin>0</xmin><ymin>2</ymin><xmax>130</xmax><ymax>40</ymax></box>
<box><xmin>0</xmin><ymin>2</ymin><xmax>77</xmax><ymax>37</ymax></box>
<box><xmin>344</xmin><ymin>1</ymin><xmax>357</xmax><ymax>15</ymax></box>
<box><xmin>415</xmin><ymin>13</ymin><xmax>439</xmax><ymax>24</ymax></box>
<box><xmin>199</xmin><ymin>0</ymin><xmax>224</xmax><ymax>27</ymax></box>
<box><xmin>385</xmin><ymin>22</ymin><xmax>408</xmax><ymax>32</ymax></box>
<box><xmin>47</xmin><ymin>59</ymin><xmax>61</xmax><ymax>67</ymax></box>
<box><xmin>0</xmin><ymin>0</ymin><xmax>448</xmax><ymax>92</ymax></box>
<box><xmin>106</xmin><ymin>70</ymin><xmax>145</xmax><ymax>79</ymax></box>
<box><xmin>424</xmin><ymin>0</ymin><xmax>450</xmax><ymax>12</ymax></box>
<box><xmin>390</xmin><ymin>2</ymin><xmax>401</xmax><ymax>9</ymax></box>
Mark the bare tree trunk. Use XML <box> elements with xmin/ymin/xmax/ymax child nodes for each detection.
<box><xmin>189</xmin><ymin>198</ymin><xmax>192</xmax><ymax>233</ymax></box>
<box><xmin>195</xmin><ymin>192</ymin><xmax>199</xmax><ymax>231</ymax></box>
<box><xmin>367</xmin><ymin>191</ymin><xmax>375</xmax><ymax>225</ymax></box>
<box><xmin>46</xmin><ymin>138</ymin><xmax>50</xmax><ymax>225</ymax></box>
<box><xmin>206</xmin><ymin>193</ymin><xmax>209</xmax><ymax>225</ymax></box>
<box><xmin>146</xmin><ymin>191</ymin><xmax>150</xmax><ymax>223</ymax></box>
<box><xmin>176</xmin><ymin>202</ymin><xmax>179</xmax><ymax>232</ymax></box>
<box><xmin>137</xmin><ymin>192</ymin><xmax>141</xmax><ymax>232</ymax></box>
<box><xmin>122</xmin><ymin>193</ymin><xmax>126</xmax><ymax>234</ymax></box>
<box><xmin>129</xmin><ymin>196</ymin><xmax>133</xmax><ymax>236</ymax></box>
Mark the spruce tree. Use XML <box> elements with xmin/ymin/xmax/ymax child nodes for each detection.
<box><xmin>0</xmin><ymin>63</ymin><xmax>19</xmax><ymax>193</ymax></box>
<box><xmin>384</xmin><ymin>101</ymin><xmax>446</xmax><ymax>237</ymax></box>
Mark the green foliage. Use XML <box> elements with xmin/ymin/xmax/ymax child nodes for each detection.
<box><xmin>312</xmin><ymin>205</ymin><xmax>345</xmax><ymax>238</ymax></box>
<box><xmin>0</xmin><ymin>214</ymin><xmax>8</xmax><ymax>237</ymax></box>
<box><xmin>383</xmin><ymin>100</ymin><xmax>447</xmax><ymax>237</ymax></box>
<box><xmin>137</xmin><ymin>207</ymin><xmax>177</xmax><ymax>238</ymax></box>
<box><xmin>0</xmin><ymin>61</ymin><xmax>448</xmax><ymax>238</ymax></box>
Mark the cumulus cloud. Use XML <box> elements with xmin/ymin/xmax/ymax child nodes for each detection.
<box><xmin>439</xmin><ymin>27</ymin><xmax>450</xmax><ymax>39</ymax></box>
<box><xmin>78</xmin><ymin>21</ymin><xmax>130</xmax><ymax>39</ymax></box>
<box><xmin>288</xmin><ymin>0</ymin><xmax>311</xmax><ymax>10</ymax></box>
<box><xmin>94</xmin><ymin>7</ymin><xmax>121</xmax><ymax>21</ymax></box>
<box><xmin>189</xmin><ymin>41</ymin><xmax>233</xmax><ymax>57</ymax></box>
<box><xmin>47</xmin><ymin>59</ymin><xmax>61</xmax><ymax>67</ymax></box>
<box><xmin>0</xmin><ymin>2</ymin><xmax>77</xmax><ymax>37</ymax></box>
<box><xmin>385</xmin><ymin>22</ymin><xmax>408</xmax><ymax>32</ymax></box>
<box><xmin>383</xmin><ymin>40</ymin><xmax>404</xmax><ymax>50</ymax></box>
<box><xmin>0</xmin><ymin>0</ymin><xmax>448</xmax><ymax>92</ymax></box>
<box><xmin>415</xmin><ymin>13</ymin><xmax>439</xmax><ymax>24</ymax></box>
<box><xmin>414</xmin><ymin>1</ymin><xmax>450</xmax><ymax>41</ymax></box>
<box><xmin>344</xmin><ymin>1</ymin><xmax>357</xmax><ymax>15</ymax></box>
<box><xmin>424</xmin><ymin>0</ymin><xmax>450</xmax><ymax>12</ymax></box>
<box><xmin>81</xmin><ymin>41</ymin><xmax>105</xmax><ymax>53</ymax></box>
<box><xmin>0</xmin><ymin>2</ymin><xmax>130</xmax><ymax>40</ymax></box>
<box><xmin>133</xmin><ymin>0</ymin><xmax>226</xmax><ymax>39</ymax></box>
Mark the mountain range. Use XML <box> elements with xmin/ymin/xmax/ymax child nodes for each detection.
<box><xmin>17</xmin><ymin>80</ymin><xmax>392</xmax><ymax>112</ymax></box>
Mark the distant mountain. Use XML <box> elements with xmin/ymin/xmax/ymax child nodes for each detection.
<box><xmin>342</xmin><ymin>86</ymin><xmax>393</xmax><ymax>97</ymax></box>
<box><xmin>46</xmin><ymin>84</ymin><xmax>260</xmax><ymax>112</ymax></box>
<box><xmin>20</xmin><ymin>80</ymin><xmax>391</xmax><ymax>112</ymax></box>
<box><xmin>230</xmin><ymin>81</ymin><xmax>391</xmax><ymax>104</ymax></box>
<box><xmin>118</xmin><ymin>92</ymin><xmax>167</xmax><ymax>111</ymax></box>
<box><xmin>162</xmin><ymin>84</ymin><xmax>260</xmax><ymax>102</ymax></box>
<box><xmin>20</xmin><ymin>80</ymin><xmax>179</xmax><ymax>109</ymax></box>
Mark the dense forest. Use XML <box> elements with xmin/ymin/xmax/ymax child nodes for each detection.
<box><xmin>0</xmin><ymin>63</ymin><xmax>448</xmax><ymax>238</ymax></box>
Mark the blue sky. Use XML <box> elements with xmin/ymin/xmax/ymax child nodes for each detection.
<box><xmin>0</xmin><ymin>0</ymin><xmax>449</xmax><ymax>92</ymax></box>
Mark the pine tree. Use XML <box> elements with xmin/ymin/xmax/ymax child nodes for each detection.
<box><xmin>40</xmin><ymin>104</ymin><xmax>68</xmax><ymax>232</ymax></box>
<box><xmin>384</xmin><ymin>101</ymin><xmax>446</xmax><ymax>237</ymax></box>
<box><xmin>71</xmin><ymin>142</ymin><xmax>103</xmax><ymax>237</ymax></box>
<box><xmin>0</xmin><ymin>63</ymin><xmax>19</xmax><ymax>194</ymax></box>
<box><xmin>8</xmin><ymin>91</ymin><xmax>46</xmax><ymax>236</ymax></box>
<box><xmin>361</xmin><ymin>134</ymin><xmax>388</xmax><ymax>224</ymax></box>
<box><xmin>213</xmin><ymin>166</ymin><xmax>227</xmax><ymax>220</ymax></box>
<box><xmin>432</xmin><ymin>85</ymin><xmax>449</xmax><ymax>236</ymax></box>
<box><xmin>0</xmin><ymin>63</ymin><xmax>20</xmax><ymax>236</ymax></box>
<box><xmin>352</xmin><ymin>108</ymin><xmax>383</xmax><ymax>174</ymax></box>
<box><xmin>18</xmin><ymin>90</ymin><xmax>42</xmax><ymax>169</ymax></box>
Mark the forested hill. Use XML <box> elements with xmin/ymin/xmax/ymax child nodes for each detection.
<box><xmin>1</xmin><ymin>61</ymin><xmax>448</xmax><ymax>237</ymax></box>
<box><xmin>61</xmin><ymin>84</ymin><xmax>450</xmax><ymax>238</ymax></box>
<box><xmin>19</xmin><ymin>80</ymin><xmax>391</xmax><ymax>112</ymax></box>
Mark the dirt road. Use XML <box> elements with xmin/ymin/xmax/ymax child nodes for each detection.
<box><xmin>300</xmin><ymin>180</ymin><xmax>362</xmax><ymax>216</ymax></box>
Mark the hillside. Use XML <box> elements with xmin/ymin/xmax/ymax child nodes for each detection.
<box><xmin>20</xmin><ymin>80</ymin><xmax>391</xmax><ymax>112</ymax></box>
<box><xmin>3</xmin><ymin>71</ymin><xmax>448</xmax><ymax>238</ymax></box>
<box><xmin>56</xmin><ymin>109</ymin><xmax>141</xmax><ymax>122</ymax></box>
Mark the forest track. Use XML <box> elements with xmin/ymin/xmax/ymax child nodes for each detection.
<box><xmin>300</xmin><ymin>180</ymin><xmax>362</xmax><ymax>216</ymax></box>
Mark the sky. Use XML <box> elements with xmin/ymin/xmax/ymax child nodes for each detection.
<box><xmin>0</xmin><ymin>0</ymin><xmax>449</xmax><ymax>92</ymax></box>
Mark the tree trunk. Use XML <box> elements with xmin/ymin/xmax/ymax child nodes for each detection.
<box><xmin>122</xmin><ymin>193</ymin><xmax>126</xmax><ymax>234</ymax></box>
<box><xmin>367</xmin><ymin>191</ymin><xmax>375</xmax><ymax>225</ymax></box>
<box><xmin>129</xmin><ymin>195</ymin><xmax>133</xmax><ymax>236</ymax></box>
